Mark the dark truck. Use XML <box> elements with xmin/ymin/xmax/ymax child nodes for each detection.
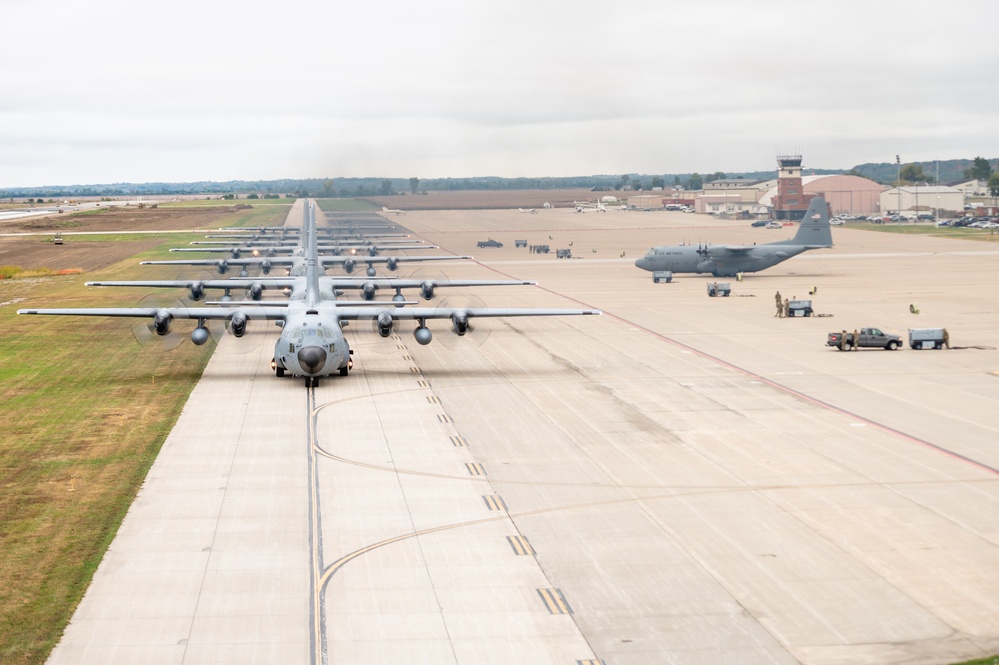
<box><xmin>477</xmin><ymin>238</ymin><xmax>503</xmax><ymax>248</ymax></box>
<box><xmin>827</xmin><ymin>327</ymin><xmax>902</xmax><ymax>351</ymax></box>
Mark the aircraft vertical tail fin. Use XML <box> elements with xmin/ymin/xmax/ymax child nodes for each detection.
<box><xmin>793</xmin><ymin>197</ymin><xmax>833</xmax><ymax>247</ymax></box>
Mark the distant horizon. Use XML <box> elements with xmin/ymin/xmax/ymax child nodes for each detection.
<box><xmin>3</xmin><ymin>156</ymin><xmax>995</xmax><ymax>196</ymax></box>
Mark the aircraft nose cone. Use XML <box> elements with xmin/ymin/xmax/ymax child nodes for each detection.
<box><xmin>297</xmin><ymin>345</ymin><xmax>327</xmax><ymax>374</ymax></box>
<box><xmin>635</xmin><ymin>257</ymin><xmax>646</xmax><ymax>269</ymax></box>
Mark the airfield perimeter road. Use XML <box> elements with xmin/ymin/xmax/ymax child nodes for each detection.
<box><xmin>49</xmin><ymin>203</ymin><xmax>999</xmax><ymax>665</ymax></box>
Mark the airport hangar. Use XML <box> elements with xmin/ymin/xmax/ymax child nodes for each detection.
<box><xmin>48</xmin><ymin>200</ymin><xmax>999</xmax><ymax>665</ymax></box>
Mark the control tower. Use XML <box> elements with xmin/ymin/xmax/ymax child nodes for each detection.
<box><xmin>773</xmin><ymin>154</ymin><xmax>816</xmax><ymax>220</ymax></box>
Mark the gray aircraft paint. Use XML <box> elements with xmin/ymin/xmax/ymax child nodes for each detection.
<box><xmin>634</xmin><ymin>197</ymin><xmax>833</xmax><ymax>278</ymax></box>
<box><xmin>19</xmin><ymin>201</ymin><xmax>599</xmax><ymax>387</ymax></box>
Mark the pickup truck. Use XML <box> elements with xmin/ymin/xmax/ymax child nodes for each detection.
<box><xmin>827</xmin><ymin>327</ymin><xmax>902</xmax><ymax>351</ymax></box>
<box><xmin>477</xmin><ymin>238</ymin><xmax>503</xmax><ymax>248</ymax></box>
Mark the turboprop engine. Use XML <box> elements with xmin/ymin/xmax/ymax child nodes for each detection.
<box><xmin>419</xmin><ymin>281</ymin><xmax>436</xmax><ymax>300</ymax></box>
<box><xmin>248</xmin><ymin>283</ymin><xmax>264</xmax><ymax>301</ymax></box>
<box><xmin>377</xmin><ymin>312</ymin><xmax>393</xmax><ymax>337</ymax></box>
<box><xmin>188</xmin><ymin>281</ymin><xmax>205</xmax><ymax>301</ymax></box>
<box><xmin>450</xmin><ymin>310</ymin><xmax>470</xmax><ymax>335</ymax></box>
<box><xmin>152</xmin><ymin>309</ymin><xmax>172</xmax><ymax>335</ymax></box>
<box><xmin>228</xmin><ymin>312</ymin><xmax>248</xmax><ymax>337</ymax></box>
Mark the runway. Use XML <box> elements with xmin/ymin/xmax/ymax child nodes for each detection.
<box><xmin>49</xmin><ymin>204</ymin><xmax>999</xmax><ymax>664</ymax></box>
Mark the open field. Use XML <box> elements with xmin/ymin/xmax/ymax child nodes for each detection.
<box><xmin>0</xmin><ymin>204</ymin><xmax>291</xmax><ymax>273</ymax></box>
<box><xmin>0</xmin><ymin>205</ymin><xmax>285</xmax><ymax>664</ymax></box>
<box><xmin>357</xmin><ymin>188</ymin><xmax>601</xmax><ymax>211</ymax></box>
<box><xmin>854</xmin><ymin>221</ymin><xmax>999</xmax><ymax>242</ymax></box>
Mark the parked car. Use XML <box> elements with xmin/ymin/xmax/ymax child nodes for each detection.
<box><xmin>765</xmin><ymin>221</ymin><xmax>782</xmax><ymax>229</ymax></box>
<box><xmin>751</xmin><ymin>220</ymin><xmax>769</xmax><ymax>227</ymax></box>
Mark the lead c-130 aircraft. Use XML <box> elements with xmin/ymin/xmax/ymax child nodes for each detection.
<box><xmin>18</xmin><ymin>201</ymin><xmax>601</xmax><ymax>387</ymax></box>
<box><xmin>634</xmin><ymin>196</ymin><xmax>834</xmax><ymax>278</ymax></box>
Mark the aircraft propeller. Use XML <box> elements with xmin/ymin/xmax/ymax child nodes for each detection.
<box><xmin>435</xmin><ymin>293</ymin><xmax>490</xmax><ymax>350</ymax></box>
<box><xmin>129</xmin><ymin>292</ymin><xmax>188</xmax><ymax>352</ymax></box>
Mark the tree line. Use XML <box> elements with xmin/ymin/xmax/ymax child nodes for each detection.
<box><xmin>3</xmin><ymin>158</ymin><xmax>995</xmax><ymax>199</ymax></box>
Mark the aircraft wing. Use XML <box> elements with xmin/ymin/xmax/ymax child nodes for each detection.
<box><xmin>333</xmin><ymin>278</ymin><xmax>536</xmax><ymax>299</ymax></box>
<box><xmin>358</xmin><ymin>279</ymin><xmax>536</xmax><ymax>288</ymax></box>
<box><xmin>141</xmin><ymin>258</ymin><xmax>297</xmax><ymax>267</ymax></box>
<box><xmin>332</xmin><ymin>306</ymin><xmax>600</xmax><ymax>321</ymax></box>
<box><xmin>86</xmin><ymin>279</ymin><xmax>297</xmax><ymax>289</ymax></box>
<box><xmin>206</xmin><ymin>300</ymin><xmax>421</xmax><ymax>307</ymax></box>
<box><xmin>17</xmin><ymin>306</ymin><xmax>290</xmax><ymax>321</ymax></box>
<box><xmin>318</xmin><ymin>255</ymin><xmax>471</xmax><ymax>266</ymax></box>
<box><xmin>707</xmin><ymin>245</ymin><xmax>755</xmax><ymax>256</ymax></box>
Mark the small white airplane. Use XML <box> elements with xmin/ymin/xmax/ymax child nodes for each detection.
<box><xmin>574</xmin><ymin>202</ymin><xmax>607</xmax><ymax>213</ymax></box>
<box><xmin>382</xmin><ymin>206</ymin><xmax>405</xmax><ymax>215</ymax></box>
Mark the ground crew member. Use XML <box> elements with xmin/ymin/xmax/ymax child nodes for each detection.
<box><xmin>839</xmin><ymin>330</ymin><xmax>847</xmax><ymax>351</ymax></box>
<box><xmin>853</xmin><ymin>329</ymin><xmax>860</xmax><ymax>350</ymax></box>
<box><xmin>943</xmin><ymin>328</ymin><xmax>950</xmax><ymax>349</ymax></box>
<box><xmin>775</xmin><ymin>291</ymin><xmax>782</xmax><ymax>317</ymax></box>
<box><xmin>783</xmin><ymin>298</ymin><xmax>790</xmax><ymax>318</ymax></box>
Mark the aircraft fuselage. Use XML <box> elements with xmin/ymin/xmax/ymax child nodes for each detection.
<box><xmin>273</xmin><ymin>308</ymin><xmax>350</xmax><ymax>379</ymax></box>
<box><xmin>634</xmin><ymin>244</ymin><xmax>805</xmax><ymax>277</ymax></box>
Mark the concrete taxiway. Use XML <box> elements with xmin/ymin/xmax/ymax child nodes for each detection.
<box><xmin>49</xmin><ymin>204</ymin><xmax>999</xmax><ymax>664</ymax></box>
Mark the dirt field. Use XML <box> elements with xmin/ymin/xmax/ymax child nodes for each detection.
<box><xmin>0</xmin><ymin>205</ymin><xmax>253</xmax><ymax>273</ymax></box>
<box><xmin>359</xmin><ymin>188</ymin><xmax>603</xmax><ymax>211</ymax></box>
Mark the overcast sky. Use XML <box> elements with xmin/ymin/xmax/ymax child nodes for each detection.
<box><xmin>2</xmin><ymin>0</ymin><xmax>997</xmax><ymax>187</ymax></box>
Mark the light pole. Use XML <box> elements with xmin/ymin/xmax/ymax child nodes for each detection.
<box><xmin>896</xmin><ymin>154</ymin><xmax>902</xmax><ymax>217</ymax></box>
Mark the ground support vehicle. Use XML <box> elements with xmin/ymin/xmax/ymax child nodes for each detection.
<box><xmin>707</xmin><ymin>282</ymin><xmax>731</xmax><ymax>297</ymax></box>
<box><xmin>556</xmin><ymin>249</ymin><xmax>572</xmax><ymax>259</ymax></box>
<box><xmin>788</xmin><ymin>299</ymin><xmax>813</xmax><ymax>317</ymax></box>
<box><xmin>477</xmin><ymin>238</ymin><xmax>503</xmax><ymax>248</ymax></box>
<box><xmin>515</xmin><ymin>239</ymin><xmax>527</xmax><ymax>248</ymax></box>
<box><xmin>827</xmin><ymin>327</ymin><xmax>902</xmax><ymax>351</ymax></box>
<box><xmin>909</xmin><ymin>328</ymin><xmax>948</xmax><ymax>349</ymax></box>
<box><xmin>653</xmin><ymin>271</ymin><xmax>673</xmax><ymax>283</ymax></box>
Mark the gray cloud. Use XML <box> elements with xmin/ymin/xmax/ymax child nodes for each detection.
<box><xmin>2</xmin><ymin>0</ymin><xmax>998</xmax><ymax>186</ymax></box>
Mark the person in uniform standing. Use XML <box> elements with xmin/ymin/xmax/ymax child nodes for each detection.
<box><xmin>775</xmin><ymin>291</ymin><xmax>782</xmax><ymax>317</ymax></box>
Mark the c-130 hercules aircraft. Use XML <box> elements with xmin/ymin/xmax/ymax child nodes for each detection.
<box><xmin>18</xmin><ymin>201</ymin><xmax>601</xmax><ymax>387</ymax></box>
<box><xmin>634</xmin><ymin>196</ymin><xmax>834</xmax><ymax>278</ymax></box>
